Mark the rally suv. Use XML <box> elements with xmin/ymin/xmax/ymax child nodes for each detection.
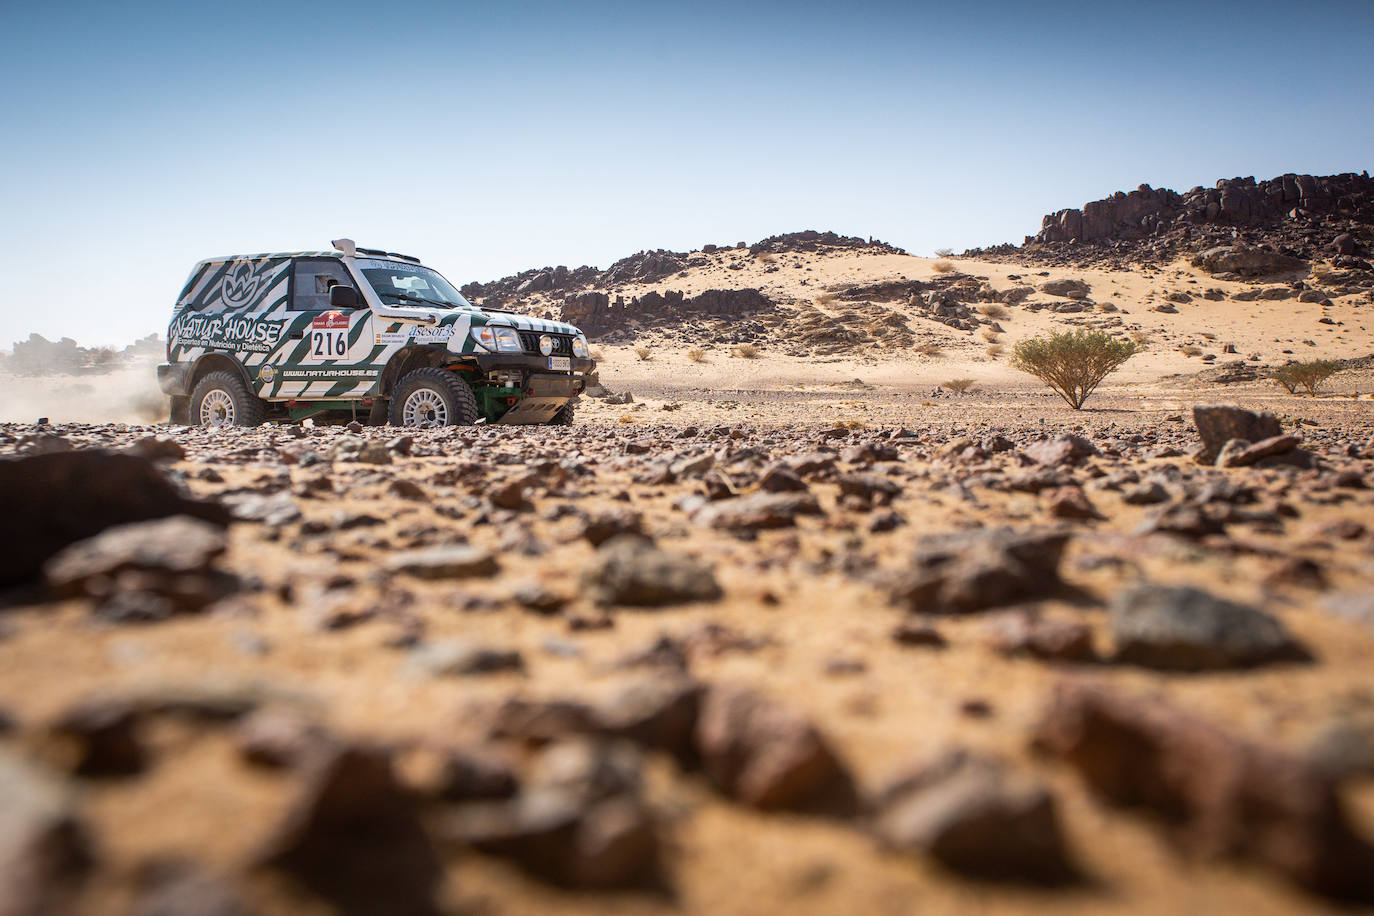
<box><xmin>157</xmin><ymin>239</ymin><xmax>595</xmax><ymax>427</ymax></box>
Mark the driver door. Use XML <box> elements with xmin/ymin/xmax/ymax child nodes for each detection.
<box><xmin>269</xmin><ymin>258</ymin><xmax>376</xmax><ymax>399</ymax></box>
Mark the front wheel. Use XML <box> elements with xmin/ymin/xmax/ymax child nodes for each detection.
<box><xmin>190</xmin><ymin>370</ymin><xmax>265</xmax><ymax>428</ymax></box>
<box><xmin>388</xmin><ymin>368</ymin><xmax>478</xmax><ymax>428</ymax></box>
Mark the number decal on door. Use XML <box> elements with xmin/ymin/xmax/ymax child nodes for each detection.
<box><xmin>309</xmin><ymin>312</ymin><xmax>351</xmax><ymax>361</ymax></box>
<box><xmin>311</xmin><ymin>330</ymin><xmax>347</xmax><ymax>358</ymax></box>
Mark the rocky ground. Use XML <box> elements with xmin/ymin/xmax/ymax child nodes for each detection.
<box><xmin>3</xmin><ymin>395</ymin><xmax>1374</xmax><ymax>914</ymax></box>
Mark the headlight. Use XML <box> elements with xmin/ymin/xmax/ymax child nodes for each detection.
<box><xmin>538</xmin><ymin>334</ymin><xmax>553</xmax><ymax>356</ymax></box>
<box><xmin>571</xmin><ymin>335</ymin><xmax>590</xmax><ymax>359</ymax></box>
<box><xmin>471</xmin><ymin>325</ymin><xmax>522</xmax><ymax>353</ymax></box>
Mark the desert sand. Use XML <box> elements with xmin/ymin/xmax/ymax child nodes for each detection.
<box><xmin>1</xmin><ymin>237</ymin><xmax>1373</xmax><ymax>915</ymax></box>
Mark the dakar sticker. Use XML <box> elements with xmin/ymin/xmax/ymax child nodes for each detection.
<box><xmin>312</xmin><ymin>311</ymin><xmax>350</xmax><ymax>330</ymax></box>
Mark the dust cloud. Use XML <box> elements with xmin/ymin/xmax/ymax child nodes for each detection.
<box><xmin>0</xmin><ymin>363</ymin><xmax>168</xmax><ymax>424</ymax></box>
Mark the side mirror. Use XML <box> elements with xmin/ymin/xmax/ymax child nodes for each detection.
<box><xmin>329</xmin><ymin>285</ymin><xmax>361</xmax><ymax>308</ymax></box>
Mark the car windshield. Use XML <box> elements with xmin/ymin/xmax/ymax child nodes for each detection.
<box><xmin>356</xmin><ymin>258</ymin><xmax>473</xmax><ymax>310</ymax></box>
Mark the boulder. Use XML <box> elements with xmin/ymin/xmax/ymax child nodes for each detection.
<box><xmin>1034</xmin><ymin>683</ymin><xmax>1374</xmax><ymax>899</ymax></box>
<box><xmin>1192</xmin><ymin>246</ymin><xmax>1306</xmax><ymax>277</ymax></box>
<box><xmin>1109</xmin><ymin>585</ymin><xmax>1309</xmax><ymax>670</ymax></box>
<box><xmin>1192</xmin><ymin>404</ymin><xmax>1282</xmax><ymax>464</ymax></box>
<box><xmin>0</xmin><ymin>450</ymin><xmax>228</xmax><ymax>588</ymax></box>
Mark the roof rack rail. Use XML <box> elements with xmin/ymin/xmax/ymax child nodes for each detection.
<box><xmin>354</xmin><ymin>245</ymin><xmax>422</xmax><ymax>264</ymax></box>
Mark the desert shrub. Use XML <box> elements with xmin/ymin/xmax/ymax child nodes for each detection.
<box><xmin>732</xmin><ymin>343</ymin><xmax>760</xmax><ymax>358</ymax></box>
<box><xmin>1010</xmin><ymin>329</ymin><xmax>1137</xmax><ymax>410</ymax></box>
<box><xmin>635</xmin><ymin>347</ymin><xmax>651</xmax><ymax>361</ymax></box>
<box><xmin>617</xmin><ymin>414</ymin><xmax>637</xmax><ymax>424</ymax></box>
<box><xmin>915</xmin><ymin>342</ymin><xmax>942</xmax><ymax>357</ymax></box>
<box><xmin>932</xmin><ymin>260</ymin><xmax>955</xmax><ymax>274</ymax></box>
<box><xmin>1268</xmin><ymin>365</ymin><xmax>1300</xmax><ymax>394</ymax></box>
<box><xmin>1180</xmin><ymin>345</ymin><xmax>1203</xmax><ymax>357</ymax></box>
<box><xmin>757</xmin><ymin>251</ymin><xmax>777</xmax><ymax>264</ymax></box>
<box><xmin>687</xmin><ymin>348</ymin><xmax>707</xmax><ymax>363</ymax></box>
<box><xmin>979</xmin><ymin>303</ymin><xmax>1009</xmax><ymax>320</ymax></box>
<box><xmin>979</xmin><ymin>328</ymin><xmax>1001</xmax><ymax>343</ymax></box>
<box><xmin>1273</xmin><ymin>359</ymin><xmax>1340</xmax><ymax>395</ymax></box>
<box><xmin>942</xmin><ymin>378</ymin><xmax>975</xmax><ymax>394</ymax></box>
<box><xmin>934</xmin><ymin>247</ymin><xmax>954</xmax><ymax>258</ymax></box>
<box><xmin>986</xmin><ymin>343</ymin><xmax>1005</xmax><ymax>358</ymax></box>
<box><xmin>1130</xmin><ymin>330</ymin><xmax>1151</xmax><ymax>348</ymax></box>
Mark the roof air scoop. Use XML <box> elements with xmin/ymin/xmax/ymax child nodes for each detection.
<box><xmin>331</xmin><ymin>238</ymin><xmax>357</xmax><ymax>256</ymax></box>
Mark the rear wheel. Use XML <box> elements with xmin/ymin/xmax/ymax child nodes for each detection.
<box><xmin>190</xmin><ymin>370</ymin><xmax>264</xmax><ymax>428</ymax></box>
<box><xmin>549</xmin><ymin>402</ymin><xmax>576</xmax><ymax>426</ymax></box>
<box><xmin>388</xmin><ymin>368</ymin><xmax>477</xmax><ymax>428</ymax></box>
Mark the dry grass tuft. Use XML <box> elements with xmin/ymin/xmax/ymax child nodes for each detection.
<box><xmin>979</xmin><ymin>328</ymin><xmax>1001</xmax><ymax>343</ymax></box>
<box><xmin>986</xmin><ymin>343</ymin><xmax>1005</xmax><ymax>358</ymax></box>
<box><xmin>687</xmin><ymin>348</ymin><xmax>707</xmax><ymax>363</ymax></box>
<box><xmin>1180</xmin><ymin>345</ymin><xmax>1203</xmax><ymax>357</ymax></box>
<box><xmin>635</xmin><ymin>347</ymin><xmax>652</xmax><ymax>361</ymax></box>
<box><xmin>732</xmin><ymin>343</ymin><xmax>760</xmax><ymax>359</ymax></box>
<box><xmin>814</xmin><ymin>291</ymin><xmax>839</xmax><ymax>305</ymax></box>
<box><xmin>757</xmin><ymin>252</ymin><xmax>777</xmax><ymax>264</ymax></box>
<box><xmin>915</xmin><ymin>342</ymin><xmax>943</xmax><ymax>357</ymax></box>
<box><xmin>942</xmin><ymin>378</ymin><xmax>975</xmax><ymax>394</ymax></box>
<box><xmin>931</xmin><ymin>260</ymin><xmax>955</xmax><ymax>274</ymax></box>
<box><xmin>979</xmin><ymin>303</ymin><xmax>1009</xmax><ymax>320</ymax></box>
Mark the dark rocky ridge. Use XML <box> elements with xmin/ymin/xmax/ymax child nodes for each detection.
<box><xmin>460</xmin><ymin>231</ymin><xmax>903</xmax><ymax>308</ymax></box>
<box><xmin>966</xmin><ymin>172</ymin><xmax>1374</xmax><ymax>269</ymax></box>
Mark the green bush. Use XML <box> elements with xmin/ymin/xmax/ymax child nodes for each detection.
<box><xmin>1270</xmin><ymin>359</ymin><xmax>1340</xmax><ymax>395</ymax></box>
<box><xmin>1011</xmin><ymin>330</ymin><xmax>1137</xmax><ymax>410</ymax></box>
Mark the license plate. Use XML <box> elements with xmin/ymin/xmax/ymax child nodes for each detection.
<box><xmin>547</xmin><ymin>356</ymin><xmax>571</xmax><ymax>371</ymax></box>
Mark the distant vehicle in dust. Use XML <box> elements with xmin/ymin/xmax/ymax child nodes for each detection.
<box><xmin>157</xmin><ymin>239</ymin><xmax>594</xmax><ymax>428</ymax></box>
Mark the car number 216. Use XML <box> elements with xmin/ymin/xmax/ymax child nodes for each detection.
<box><xmin>312</xmin><ymin>330</ymin><xmax>347</xmax><ymax>358</ymax></box>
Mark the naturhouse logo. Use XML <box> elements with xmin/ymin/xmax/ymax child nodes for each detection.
<box><xmin>221</xmin><ymin>260</ymin><xmax>260</xmax><ymax>306</ymax></box>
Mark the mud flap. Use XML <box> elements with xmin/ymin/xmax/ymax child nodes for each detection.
<box><xmin>497</xmin><ymin>397</ymin><xmax>570</xmax><ymax>425</ymax></box>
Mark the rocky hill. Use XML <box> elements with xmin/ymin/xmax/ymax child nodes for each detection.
<box><xmin>967</xmin><ymin>172</ymin><xmax>1374</xmax><ymax>269</ymax></box>
<box><xmin>460</xmin><ymin>231</ymin><xmax>903</xmax><ymax>307</ymax></box>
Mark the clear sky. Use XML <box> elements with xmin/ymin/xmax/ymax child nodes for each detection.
<box><xmin>2</xmin><ymin>0</ymin><xmax>1371</xmax><ymax>348</ymax></box>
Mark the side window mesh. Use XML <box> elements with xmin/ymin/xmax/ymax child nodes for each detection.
<box><xmin>291</xmin><ymin>259</ymin><xmax>353</xmax><ymax>311</ymax></box>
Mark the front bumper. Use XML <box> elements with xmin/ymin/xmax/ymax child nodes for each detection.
<box><xmin>157</xmin><ymin>363</ymin><xmax>191</xmax><ymax>396</ymax></box>
<box><xmin>473</xmin><ymin>354</ymin><xmax>596</xmax><ymax>375</ymax></box>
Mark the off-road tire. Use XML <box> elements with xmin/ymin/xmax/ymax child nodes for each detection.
<box><xmin>550</xmin><ymin>401</ymin><xmax>576</xmax><ymax>426</ymax></box>
<box><xmin>169</xmin><ymin>396</ymin><xmax>191</xmax><ymax>426</ymax></box>
<box><xmin>389</xmin><ymin>368</ymin><xmax>478</xmax><ymax>428</ymax></box>
<box><xmin>190</xmin><ymin>370</ymin><xmax>265</xmax><ymax>428</ymax></box>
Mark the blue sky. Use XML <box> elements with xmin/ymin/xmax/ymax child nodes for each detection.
<box><xmin>2</xmin><ymin>0</ymin><xmax>1371</xmax><ymax>347</ymax></box>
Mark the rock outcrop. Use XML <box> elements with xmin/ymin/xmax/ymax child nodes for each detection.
<box><xmin>967</xmin><ymin>172</ymin><xmax>1374</xmax><ymax>268</ymax></box>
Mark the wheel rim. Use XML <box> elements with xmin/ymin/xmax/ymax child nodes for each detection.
<box><xmin>200</xmin><ymin>389</ymin><xmax>235</xmax><ymax>427</ymax></box>
<box><xmin>402</xmin><ymin>388</ymin><xmax>448</xmax><ymax>427</ymax></box>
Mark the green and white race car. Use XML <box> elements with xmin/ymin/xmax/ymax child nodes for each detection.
<box><xmin>157</xmin><ymin>239</ymin><xmax>594</xmax><ymax>427</ymax></box>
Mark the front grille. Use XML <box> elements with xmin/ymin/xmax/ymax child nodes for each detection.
<box><xmin>518</xmin><ymin>331</ymin><xmax>574</xmax><ymax>356</ymax></box>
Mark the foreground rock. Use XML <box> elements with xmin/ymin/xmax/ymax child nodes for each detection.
<box><xmin>1034</xmin><ymin>683</ymin><xmax>1374</xmax><ymax>899</ymax></box>
<box><xmin>888</xmin><ymin>529</ymin><xmax>1070</xmax><ymax>614</ymax></box>
<box><xmin>695</xmin><ymin>684</ymin><xmax>850</xmax><ymax>810</ymax></box>
<box><xmin>255</xmin><ymin>744</ymin><xmax>442</xmax><ymax>913</ymax></box>
<box><xmin>0</xmin><ymin>450</ymin><xmax>228</xmax><ymax>588</ymax></box>
<box><xmin>581</xmin><ymin>536</ymin><xmax>723</xmax><ymax>607</ymax></box>
<box><xmin>1192</xmin><ymin>404</ymin><xmax>1282</xmax><ymax>465</ymax></box>
<box><xmin>1109</xmin><ymin>585</ymin><xmax>1309</xmax><ymax>670</ymax></box>
<box><xmin>871</xmin><ymin>750</ymin><xmax>1076</xmax><ymax>883</ymax></box>
<box><xmin>0</xmin><ymin>751</ymin><xmax>93</xmax><ymax>915</ymax></box>
<box><xmin>442</xmin><ymin>738</ymin><xmax>658</xmax><ymax>888</ymax></box>
<box><xmin>43</xmin><ymin>516</ymin><xmax>234</xmax><ymax>620</ymax></box>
